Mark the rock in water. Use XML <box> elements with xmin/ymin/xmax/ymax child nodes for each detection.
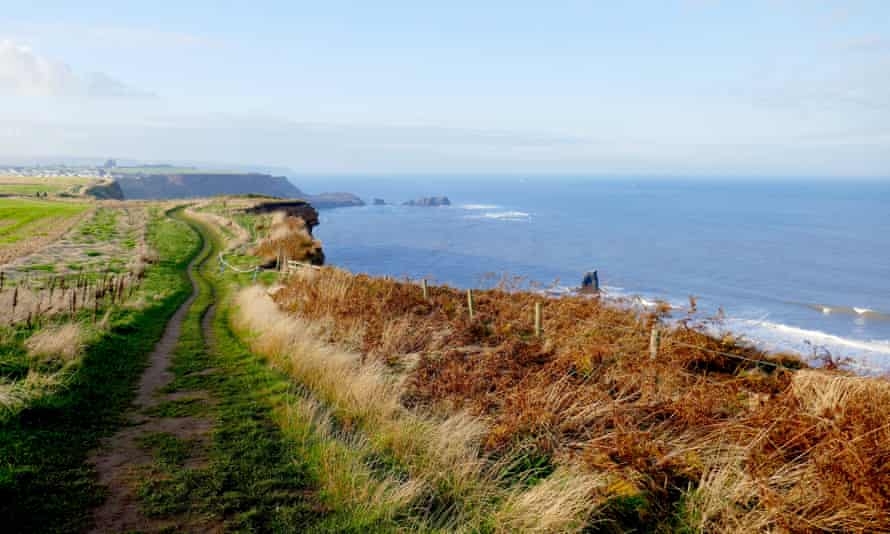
<box><xmin>581</xmin><ymin>270</ymin><xmax>599</xmax><ymax>292</ymax></box>
<box><xmin>373</xmin><ymin>198</ymin><xmax>386</xmax><ymax>205</ymax></box>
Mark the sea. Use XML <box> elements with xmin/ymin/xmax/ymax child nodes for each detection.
<box><xmin>292</xmin><ymin>176</ymin><xmax>890</xmax><ymax>373</ymax></box>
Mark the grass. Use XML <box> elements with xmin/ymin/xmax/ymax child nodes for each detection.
<box><xmin>0</xmin><ymin>198</ymin><xmax>87</xmax><ymax>245</ymax></box>
<box><xmin>0</xmin><ymin>207</ymin><xmax>200</xmax><ymax>533</ymax></box>
<box><xmin>249</xmin><ymin>266</ymin><xmax>890</xmax><ymax>532</ymax></box>
<box><xmin>139</xmin><ymin>212</ymin><xmax>450</xmax><ymax>532</ymax></box>
<box><xmin>75</xmin><ymin>207</ymin><xmax>120</xmax><ymax>243</ymax></box>
<box><xmin>126</xmin><ymin>212</ymin><xmax>333</xmax><ymax>531</ymax></box>
<box><xmin>0</xmin><ymin>176</ymin><xmax>92</xmax><ymax>196</ymax></box>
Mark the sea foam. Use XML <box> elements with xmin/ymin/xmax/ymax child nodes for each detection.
<box><xmin>466</xmin><ymin>211</ymin><xmax>531</xmax><ymax>221</ymax></box>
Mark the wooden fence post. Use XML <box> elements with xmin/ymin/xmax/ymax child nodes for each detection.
<box><xmin>534</xmin><ymin>302</ymin><xmax>542</xmax><ymax>337</ymax></box>
<box><xmin>467</xmin><ymin>289</ymin><xmax>475</xmax><ymax>321</ymax></box>
<box><xmin>421</xmin><ymin>279</ymin><xmax>428</xmax><ymax>300</ymax></box>
<box><xmin>649</xmin><ymin>325</ymin><xmax>661</xmax><ymax>360</ymax></box>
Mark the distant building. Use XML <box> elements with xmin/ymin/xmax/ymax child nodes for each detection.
<box><xmin>103</xmin><ymin>159</ymin><xmax>117</xmax><ymax>169</ymax></box>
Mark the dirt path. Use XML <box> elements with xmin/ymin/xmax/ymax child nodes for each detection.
<box><xmin>88</xmin><ymin>229</ymin><xmax>218</xmax><ymax>533</ymax></box>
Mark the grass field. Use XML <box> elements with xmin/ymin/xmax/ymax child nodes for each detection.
<box><xmin>0</xmin><ymin>198</ymin><xmax>87</xmax><ymax>244</ymax></box>
<box><xmin>0</xmin><ymin>199</ymin><xmax>90</xmax><ymax>265</ymax></box>
<box><xmin>0</xmin><ymin>176</ymin><xmax>93</xmax><ymax>196</ymax></box>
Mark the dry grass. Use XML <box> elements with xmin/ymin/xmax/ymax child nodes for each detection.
<box><xmin>0</xmin><ymin>370</ymin><xmax>65</xmax><ymax>420</ymax></box>
<box><xmin>25</xmin><ymin>322</ymin><xmax>84</xmax><ymax>363</ymax></box>
<box><xmin>251</xmin><ymin>212</ymin><xmax>323</xmax><ymax>266</ymax></box>
<box><xmin>257</xmin><ymin>266</ymin><xmax>890</xmax><ymax>532</ymax></box>
<box><xmin>186</xmin><ymin>205</ymin><xmax>250</xmax><ymax>251</ymax></box>
<box><xmin>233</xmin><ymin>285</ymin><xmax>603</xmax><ymax>530</ymax></box>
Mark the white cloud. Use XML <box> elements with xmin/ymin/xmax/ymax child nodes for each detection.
<box><xmin>0</xmin><ymin>40</ymin><xmax>153</xmax><ymax>98</ymax></box>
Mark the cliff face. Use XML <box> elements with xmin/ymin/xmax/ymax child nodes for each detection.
<box><xmin>117</xmin><ymin>173</ymin><xmax>304</xmax><ymax>200</ymax></box>
<box><xmin>83</xmin><ymin>179</ymin><xmax>125</xmax><ymax>200</ymax></box>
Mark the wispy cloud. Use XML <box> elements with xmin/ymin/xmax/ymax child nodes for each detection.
<box><xmin>0</xmin><ymin>40</ymin><xmax>154</xmax><ymax>98</ymax></box>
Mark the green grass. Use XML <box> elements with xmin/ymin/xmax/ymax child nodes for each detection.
<box><xmin>144</xmin><ymin>397</ymin><xmax>210</xmax><ymax>418</ymax></box>
<box><xmin>21</xmin><ymin>263</ymin><xmax>55</xmax><ymax>272</ymax></box>
<box><xmin>76</xmin><ymin>207</ymin><xmax>119</xmax><ymax>243</ymax></box>
<box><xmin>0</xmin><ymin>177</ymin><xmax>91</xmax><ymax>196</ymax></box>
<box><xmin>0</xmin><ymin>207</ymin><xmax>201</xmax><ymax>533</ymax></box>
<box><xmin>0</xmin><ymin>198</ymin><xmax>87</xmax><ymax>245</ymax></box>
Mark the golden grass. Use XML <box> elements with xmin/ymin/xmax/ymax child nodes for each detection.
<box><xmin>25</xmin><ymin>322</ymin><xmax>84</xmax><ymax>363</ymax></box>
<box><xmin>233</xmin><ymin>284</ymin><xmax>602</xmax><ymax>531</ymax></box>
<box><xmin>258</xmin><ymin>266</ymin><xmax>890</xmax><ymax>532</ymax></box>
<box><xmin>251</xmin><ymin>213</ymin><xmax>323</xmax><ymax>266</ymax></box>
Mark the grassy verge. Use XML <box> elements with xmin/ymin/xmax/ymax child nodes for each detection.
<box><xmin>0</xmin><ymin>208</ymin><xmax>200</xmax><ymax>533</ymax></box>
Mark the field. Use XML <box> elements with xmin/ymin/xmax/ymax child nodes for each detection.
<box><xmin>113</xmin><ymin>166</ymin><xmax>243</xmax><ymax>175</ymax></box>
<box><xmin>0</xmin><ymin>199</ymin><xmax>90</xmax><ymax>264</ymax></box>
<box><xmin>0</xmin><ymin>176</ymin><xmax>94</xmax><ymax>196</ymax></box>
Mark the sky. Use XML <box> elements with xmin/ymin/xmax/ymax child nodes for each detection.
<box><xmin>0</xmin><ymin>1</ymin><xmax>888</xmax><ymax>177</ymax></box>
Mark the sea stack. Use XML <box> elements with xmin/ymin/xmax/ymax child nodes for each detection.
<box><xmin>581</xmin><ymin>270</ymin><xmax>599</xmax><ymax>292</ymax></box>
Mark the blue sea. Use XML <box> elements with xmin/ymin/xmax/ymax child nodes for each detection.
<box><xmin>293</xmin><ymin>176</ymin><xmax>890</xmax><ymax>372</ymax></box>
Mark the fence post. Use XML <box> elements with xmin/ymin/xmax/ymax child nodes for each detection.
<box><xmin>534</xmin><ymin>302</ymin><xmax>542</xmax><ymax>337</ymax></box>
<box><xmin>1</xmin><ymin>271</ymin><xmax>5</xmax><ymax>292</ymax></box>
<box><xmin>649</xmin><ymin>325</ymin><xmax>661</xmax><ymax>360</ymax></box>
<box><xmin>467</xmin><ymin>289</ymin><xmax>475</xmax><ymax>320</ymax></box>
<box><xmin>421</xmin><ymin>279</ymin><xmax>428</xmax><ymax>300</ymax></box>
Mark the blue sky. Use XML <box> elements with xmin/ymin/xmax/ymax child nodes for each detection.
<box><xmin>1</xmin><ymin>1</ymin><xmax>888</xmax><ymax>176</ymax></box>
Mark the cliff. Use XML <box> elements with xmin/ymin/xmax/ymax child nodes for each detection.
<box><xmin>82</xmin><ymin>179</ymin><xmax>125</xmax><ymax>200</ymax></box>
<box><xmin>116</xmin><ymin>173</ymin><xmax>303</xmax><ymax>200</ymax></box>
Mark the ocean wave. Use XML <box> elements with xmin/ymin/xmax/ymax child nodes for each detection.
<box><xmin>460</xmin><ymin>203</ymin><xmax>500</xmax><ymax>210</ymax></box>
<box><xmin>726</xmin><ymin>318</ymin><xmax>890</xmax><ymax>372</ymax></box>
<box><xmin>803</xmin><ymin>303</ymin><xmax>890</xmax><ymax>321</ymax></box>
<box><xmin>465</xmin><ymin>211</ymin><xmax>531</xmax><ymax>221</ymax></box>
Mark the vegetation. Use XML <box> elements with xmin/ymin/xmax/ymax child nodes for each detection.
<box><xmin>0</xmin><ymin>199</ymin><xmax>87</xmax><ymax>243</ymax></box>
<box><xmin>4</xmin><ymin>193</ymin><xmax>884</xmax><ymax>532</ymax></box>
<box><xmin>251</xmin><ymin>211</ymin><xmax>324</xmax><ymax>266</ymax></box>
<box><xmin>0</xmin><ymin>209</ymin><xmax>200</xmax><ymax>532</ymax></box>
<box><xmin>229</xmin><ymin>267</ymin><xmax>890</xmax><ymax>532</ymax></box>
<box><xmin>0</xmin><ymin>176</ymin><xmax>93</xmax><ymax>197</ymax></box>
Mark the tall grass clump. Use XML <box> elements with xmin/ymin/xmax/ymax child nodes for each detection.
<box><xmin>253</xmin><ymin>266</ymin><xmax>890</xmax><ymax>532</ymax></box>
<box><xmin>251</xmin><ymin>213</ymin><xmax>323</xmax><ymax>266</ymax></box>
